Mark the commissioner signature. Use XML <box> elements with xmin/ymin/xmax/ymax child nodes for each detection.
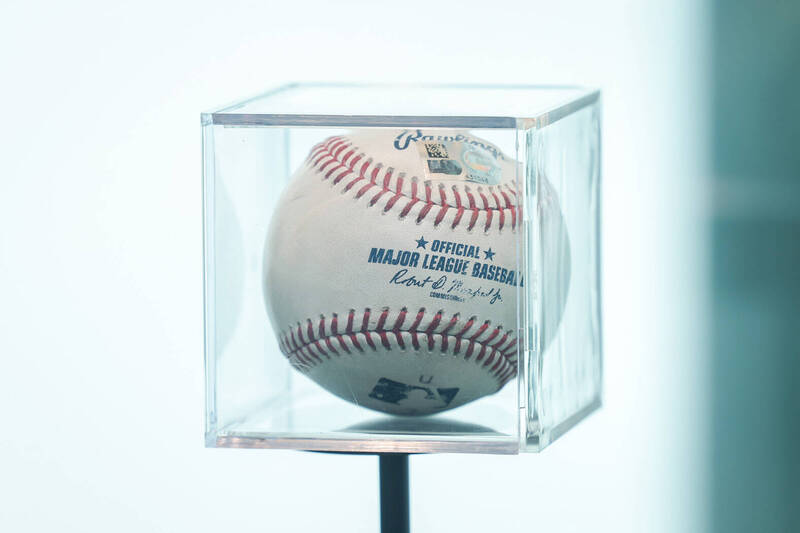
<box><xmin>389</xmin><ymin>269</ymin><xmax>503</xmax><ymax>305</ymax></box>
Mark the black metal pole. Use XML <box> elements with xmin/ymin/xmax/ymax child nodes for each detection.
<box><xmin>379</xmin><ymin>454</ymin><xmax>410</xmax><ymax>533</ymax></box>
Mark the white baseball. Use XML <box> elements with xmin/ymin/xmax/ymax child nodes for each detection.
<box><xmin>263</xmin><ymin>129</ymin><xmax>569</xmax><ymax>415</ymax></box>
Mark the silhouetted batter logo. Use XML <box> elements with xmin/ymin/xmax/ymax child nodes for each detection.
<box><xmin>369</xmin><ymin>377</ymin><xmax>459</xmax><ymax>408</ymax></box>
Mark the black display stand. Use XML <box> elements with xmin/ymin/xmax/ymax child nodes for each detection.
<box><xmin>312</xmin><ymin>451</ymin><xmax>411</xmax><ymax>532</ymax></box>
<box><xmin>379</xmin><ymin>454</ymin><xmax>410</xmax><ymax>533</ymax></box>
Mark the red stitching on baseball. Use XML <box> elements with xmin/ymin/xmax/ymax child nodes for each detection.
<box><xmin>360</xmin><ymin>308</ymin><xmax>370</xmax><ymax>332</ymax></box>
<box><xmin>484</xmin><ymin>326</ymin><xmax>500</xmax><ymax>345</ymax></box>
<box><xmin>344</xmin><ymin>176</ymin><xmax>363</xmax><ymax>192</ymax></box>
<box><xmin>478</xmin><ymin>190</ymin><xmax>490</xmax><ymax>209</ymax></box>
<box><xmin>491</xmin><ymin>331</ymin><xmax>509</xmax><ymax>351</ymax></box>
<box><xmin>426</xmin><ymin>311</ymin><xmax>443</xmax><ymax>333</ymax></box>
<box><xmin>332</xmin><ymin>142</ymin><xmax>348</xmax><ymax>159</ymax></box>
<box><xmin>410</xmin><ymin>308</ymin><xmax>425</xmax><ymax>331</ymax></box>
<box><xmin>355</xmin><ymin>182</ymin><xmax>374</xmax><ymax>199</ymax></box>
<box><xmin>378</xmin><ymin>331</ymin><xmax>391</xmax><ymax>350</ymax></box>
<box><xmin>475</xmin><ymin>344</ymin><xmax>487</xmax><ymax>362</ymax></box>
<box><xmin>434</xmin><ymin>205</ymin><xmax>448</xmax><ymax>227</ymax></box>
<box><xmin>279</xmin><ymin>308</ymin><xmax>518</xmax><ymax>386</ymax></box>
<box><xmin>318</xmin><ymin>158</ymin><xmax>335</xmax><ymax>173</ymax></box>
<box><xmin>358</xmin><ymin>158</ymin><xmax>371</xmax><ymax>177</ymax></box>
<box><xmin>464</xmin><ymin>341</ymin><xmax>476</xmax><ymax>360</ymax></box>
<box><xmin>348</xmin><ymin>154</ymin><xmax>362</xmax><ymax>169</ymax></box>
<box><xmin>369</xmin><ymin>189</ymin><xmax>389</xmax><ymax>207</ymax></box>
<box><xmin>442</xmin><ymin>313</ymin><xmax>459</xmax><ymax>335</ymax></box>
<box><xmin>467</xmin><ymin>209</ymin><xmax>479</xmax><ymax>231</ymax></box>
<box><xmin>393</xmin><ymin>307</ymin><xmax>408</xmax><ymax>330</ymax></box>
<box><xmin>410</xmin><ymin>331</ymin><xmax>420</xmax><ymax>351</ymax></box>
<box><xmin>364</xmin><ymin>331</ymin><xmax>377</xmax><ymax>350</ymax></box>
<box><xmin>384</xmin><ymin>193</ymin><xmax>403</xmax><ymax>211</ymax></box>
<box><xmin>452</xmin><ymin>187</ymin><xmax>463</xmax><ymax>208</ymax></box>
<box><xmin>452</xmin><ymin>207</ymin><xmax>465</xmax><ymax>229</ymax></box>
<box><xmin>332</xmin><ymin>168</ymin><xmax>352</xmax><ymax>185</ymax></box>
<box><xmin>469</xmin><ymin>320</ymin><xmax>490</xmax><ymax>341</ymax></box>
<box><xmin>376</xmin><ymin>308</ymin><xmax>389</xmax><ymax>330</ymax></box>
<box><xmin>314</xmin><ymin>340</ymin><xmax>329</xmax><ymax>359</ymax></box>
<box><xmin>349</xmin><ymin>333</ymin><xmax>362</xmax><ymax>352</ymax></box>
<box><xmin>306</xmin><ymin>136</ymin><xmax>520</xmax><ymax>231</ymax></box>
<box><xmin>416</xmin><ymin>203</ymin><xmax>434</xmax><ymax>224</ymax></box>
<box><xmin>399</xmin><ymin>198</ymin><xmax>419</xmax><ymax>218</ymax></box>
<box><xmin>324</xmin><ymin>337</ymin><xmax>339</xmax><ymax>356</ymax></box>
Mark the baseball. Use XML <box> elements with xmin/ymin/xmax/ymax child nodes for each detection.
<box><xmin>263</xmin><ymin>129</ymin><xmax>569</xmax><ymax>415</ymax></box>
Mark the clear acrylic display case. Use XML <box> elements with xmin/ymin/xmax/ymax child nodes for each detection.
<box><xmin>202</xmin><ymin>84</ymin><xmax>602</xmax><ymax>453</ymax></box>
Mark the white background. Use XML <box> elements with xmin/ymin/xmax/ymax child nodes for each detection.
<box><xmin>0</xmin><ymin>1</ymin><xmax>710</xmax><ymax>531</ymax></box>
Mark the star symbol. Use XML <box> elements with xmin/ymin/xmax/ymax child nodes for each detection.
<box><xmin>415</xmin><ymin>236</ymin><xmax>429</xmax><ymax>249</ymax></box>
<box><xmin>483</xmin><ymin>248</ymin><xmax>496</xmax><ymax>261</ymax></box>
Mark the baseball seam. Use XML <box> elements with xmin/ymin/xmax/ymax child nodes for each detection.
<box><xmin>305</xmin><ymin>136</ymin><xmax>521</xmax><ymax>233</ymax></box>
<box><xmin>277</xmin><ymin>307</ymin><xmax>518</xmax><ymax>387</ymax></box>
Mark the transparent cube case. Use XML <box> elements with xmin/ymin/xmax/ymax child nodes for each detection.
<box><xmin>202</xmin><ymin>84</ymin><xmax>602</xmax><ymax>453</ymax></box>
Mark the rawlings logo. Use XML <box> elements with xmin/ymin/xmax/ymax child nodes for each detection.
<box><xmin>393</xmin><ymin>129</ymin><xmax>505</xmax><ymax>161</ymax></box>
